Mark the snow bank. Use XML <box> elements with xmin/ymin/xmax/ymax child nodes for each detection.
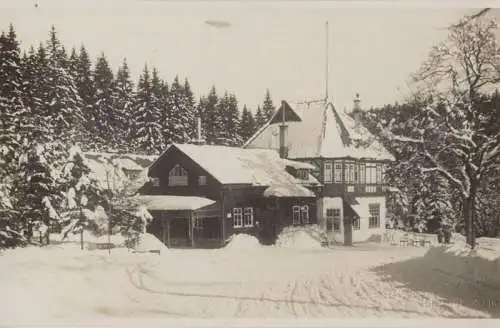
<box><xmin>423</xmin><ymin>237</ymin><xmax>500</xmax><ymax>288</ymax></box>
<box><xmin>132</xmin><ymin>233</ymin><xmax>167</xmax><ymax>252</ymax></box>
<box><xmin>225</xmin><ymin>233</ymin><xmax>262</xmax><ymax>250</ymax></box>
<box><xmin>275</xmin><ymin>225</ymin><xmax>324</xmax><ymax>250</ymax></box>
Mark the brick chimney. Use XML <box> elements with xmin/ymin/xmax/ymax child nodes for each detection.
<box><xmin>352</xmin><ymin>93</ymin><xmax>362</xmax><ymax>129</ymax></box>
<box><xmin>279</xmin><ymin>100</ymin><xmax>288</xmax><ymax>159</ymax></box>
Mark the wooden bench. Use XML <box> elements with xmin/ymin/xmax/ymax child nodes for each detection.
<box><xmin>96</xmin><ymin>243</ymin><xmax>115</xmax><ymax>250</ymax></box>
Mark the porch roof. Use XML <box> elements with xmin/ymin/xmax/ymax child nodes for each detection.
<box><xmin>133</xmin><ymin>195</ymin><xmax>216</xmax><ymax>211</ymax></box>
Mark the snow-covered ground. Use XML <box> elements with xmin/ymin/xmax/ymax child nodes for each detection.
<box><xmin>1</xmin><ymin>235</ymin><xmax>499</xmax><ymax>324</ymax></box>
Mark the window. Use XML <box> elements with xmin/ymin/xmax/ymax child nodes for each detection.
<box><xmin>365</xmin><ymin>185</ymin><xmax>377</xmax><ymax>193</ymax></box>
<box><xmin>168</xmin><ymin>165</ymin><xmax>188</xmax><ymax>186</ymax></box>
<box><xmin>376</xmin><ymin>164</ymin><xmax>382</xmax><ymax>184</ymax></box>
<box><xmin>334</xmin><ymin>161</ymin><xmax>343</xmax><ymax>183</ymax></box>
<box><xmin>243</xmin><ymin>207</ymin><xmax>254</xmax><ymax>227</ymax></box>
<box><xmin>366</xmin><ymin>163</ymin><xmax>377</xmax><ymax>184</ymax></box>
<box><xmin>301</xmin><ymin>205</ymin><xmax>309</xmax><ymax>224</ymax></box>
<box><xmin>198</xmin><ymin>175</ymin><xmax>207</xmax><ymax>186</ymax></box>
<box><xmin>150</xmin><ymin>177</ymin><xmax>160</xmax><ymax>187</ymax></box>
<box><xmin>353</xmin><ymin>164</ymin><xmax>358</xmax><ymax>183</ymax></box>
<box><xmin>369</xmin><ymin>203</ymin><xmax>380</xmax><ymax>228</ymax></box>
<box><xmin>324</xmin><ymin>162</ymin><xmax>333</xmax><ymax>183</ymax></box>
<box><xmin>345</xmin><ymin>162</ymin><xmax>355</xmax><ymax>183</ymax></box>
<box><xmin>292</xmin><ymin>205</ymin><xmax>301</xmax><ymax>224</ymax></box>
<box><xmin>233</xmin><ymin>208</ymin><xmax>243</xmax><ymax>228</ymax></box>
<box><xmin>326</xmin><ymin>208</ymin><xmax>341</xmax><ymax>232</ymax></box>
<box><xmin>381</xmin><ymin>164</ymin><xmax>386</xmax><ymax>184</ymax></box>
<box><xmin>297</xmin><ymin>169</ymin><xmax>309</xmax><ymax>180</ymax></box>
<box><xmin>359</xmin><ymin>163</ymin><xmax>365</xmax><ymax>184</ymax></box>
<box><xmin>353</xmin><ymin>216</ymin><xmax>360</xmax><ymax>230</ymax></box>
<box><xmin>293</xmin><ymin>205</ymin><xmax>310</xmax><ymax>224</ymax></box>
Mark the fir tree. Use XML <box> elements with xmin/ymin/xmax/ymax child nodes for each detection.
<box><xmin>75</xmin><ymin>46</ymin><xmax>95</xmax><ymax>133</ymax></box>
<box><xmin>165</xmin><ymin>76</ymin><xmax>193</xmax><ymax>144</ymax></box>
<box><xmin>92</xmin><ymin>53</ymin><xmax>115</xmax><ymax>150</ymax></box>
<box><xmin>131</xmin><ymin>65</ymin><xmax>164</xmax><ymax>154</ymax></box>
<box><xmin>255</xmin><ymin>105</ymin><xmax>266</xmax><ymax>128</ymax></box>
<box><xmin>199</xmin><ymin>86</ymin><xmax>219</xmax><ymax>144</ymax></box>
<box><xmin>239</xmin><ymin>105</ymin><xmax>256</xmax><ymax>143</ymax></box>
<box><xmin>112</xmin><ymin>58</ymin><xmax>134</xmax><ymax>152</ymax></box>
<box><xmin>262</xmin><ymin>89</ymin><xmax>276</xmax><ymax>122</ymax></box>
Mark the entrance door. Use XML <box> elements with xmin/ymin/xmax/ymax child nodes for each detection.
<box><xmin>343</xmin><ymin>216</ymin><xmax>353</xmax><ymax>246</ymax></box>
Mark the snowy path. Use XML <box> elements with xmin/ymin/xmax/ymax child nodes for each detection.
<box><xmin>0</xmin><ymin>244</ymin><xmax>498</xmax><ymax>322</ymax></box>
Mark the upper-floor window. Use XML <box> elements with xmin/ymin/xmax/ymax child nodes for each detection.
<box><xmin>359</xmin><ymin>163</ymin><xmax>366</xmax><ymax>184</ymax></box>
<box><xmin>168</xmin><ymin>164</ymin><xmax>188</xmax><ymax>186</ymax></box>
<box><xmin>376</xmin><ymin>164</ymin><xmax>382</xmax><ymax>184</ymax></box>
<box><xmin>324</xmin><ymin>161</ymin><xmax>333</xmax><ymax>183</ymax></box>
<box><xmin>198</xmin><ymin>175</ymin><xmax>207</xmax><ymax>186</ymax></box>
<box><xmin>366</xmin><ymin>163</ymin><xmax>377</xmax><ymax>184</ymax></box>
<box><xmin>297</xmin><ymin>169</ymin><xmax>309</xmax><ymax>180</ymax></box>
<box><xmin>345</xmin><ymin>162</ymin><xmax>356</xmax><ymax>183</ymax></box>
<box><xmin>334</xmin><ymin>161</ymin><xmax>343</xmax><ymax>183</ymax></box>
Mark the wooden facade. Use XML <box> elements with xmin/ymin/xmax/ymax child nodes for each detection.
<box><xmin>141</xmin><ymin>145</ymin><xmax>318</xmax><ymax>248</ymax></box>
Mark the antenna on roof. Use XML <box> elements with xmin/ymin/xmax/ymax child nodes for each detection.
<box><xmin>325</xmin><ymin>21</ymin><xmax>329</xmax><ymax>102</ymax></box>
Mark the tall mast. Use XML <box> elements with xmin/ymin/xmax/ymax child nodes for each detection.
<box><xmin>325</xmin><ymin>21</ymin><xmax>329</xmax><ymax>102</ymax></box>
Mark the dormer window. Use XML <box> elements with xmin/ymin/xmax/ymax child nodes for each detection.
<box><xmin>297</xmin><ymin>169</ymin><xmax>309</xmax><ymax>180</ymax></box>
<box><xmin>198</xmin><ymin>175</ymin><xmax>207</xmax><ymax>186</ymax></box>
<box><xmin>168</xmin><ymin>164</ymin><xmax>188</xmax><ymax>186</ymax></box>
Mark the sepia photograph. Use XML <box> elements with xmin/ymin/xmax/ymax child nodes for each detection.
<box><xmin>0</xmin><ymin>0</ymin><xmax>499</xmax><ymax>326</ymax></box>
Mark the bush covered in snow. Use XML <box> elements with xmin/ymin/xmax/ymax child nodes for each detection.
<box><xmin>275</xmin><ymin>225</ymin><xmax>325</xmax><ymax>250</ymax></box>
<box><xmin>225</xmin><ymin>233</ymin><xmax>262</xmax><ymax>250</ymax></box>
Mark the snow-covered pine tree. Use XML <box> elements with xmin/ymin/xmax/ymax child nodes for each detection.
<box><xmin>75</xmin><ymin>45</ymin><xmax>95</xmax><ymax>144</ymax></box>
<box><xmin>182</xmin><ymin>78</ymin><xmax>197</xmax><ymax>141</ymax></box>
<box><xmin>92</xmin><ymin>53</ymin><xmax>115</xmax><ymax>151</ymax></box>
<box><xmin>44</xmin><ymin>26</ymin><xmax>85</xmax><ymax>144</ymax></box>
<box><xmin>262</xmin><ymin>89</ymin><xmax>276</xmax><ymax>122</ymax></box>
<box><xmin>112</xmin><ymin>58</ymin><xmax>134</xmax><ymax>152</ymax></box>
<box><xmin>199</xmin><ymin>86</ymin><xmax>219</xmax><ymax>144</ymax></box>
<box><xmin>0</xmin><ymin>24</ymin><xmax>30</xmax><ymax>247</ymax></box>
<box><xmin>165</xmin><ymin>76</ymin><xmax>192</xmax><ymax>145</ymax></box>
<box><xmin>214</xmin><ymin>92</ymin><xmax>242</xmax><ymax>146</ymax></box>
<box><xmin>239</xmin><ymin>105</ymin><xmax>256</xmax><ymax>143</ymax></box>
<box><xmin>59</xmin><ymin>146</ymin><xmax>107</xmax><ymax>240</ymax></box>
<box><xmin>131</xmin><ymin>65</ymin><xmax>164</xmax><ymax>154</ymax></box>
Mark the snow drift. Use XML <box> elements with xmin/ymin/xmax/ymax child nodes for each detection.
<box><xmin>423</xmin><ymin>237</ymin><xmax>500</xmax><ymax>288</ymax></box>
<box><xmin>225</xmin><ymin>233</ymin><xmax>262</xmax><ymax>250</ymax></box>
<box><xmin>275</xmin><ymin>225</ymin><xmax>325</xmax><ymax>249</ymax></box>
<box><xmin>132</xmin><ymin>233</ymin><xmax>167</xmax><ymax>252</ymax></box>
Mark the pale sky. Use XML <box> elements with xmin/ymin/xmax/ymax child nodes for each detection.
<box><xmin>0</xmin><ymin>0</ymin><xmax>486</xmax><ymax>112</ymax></box>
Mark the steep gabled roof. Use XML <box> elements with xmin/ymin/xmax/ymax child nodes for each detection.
<box><xmin>148</xmin><ymin>143</ymin><xmax>320</xmax><ymax>197</ymax></box>
<box><xmin>243</xmin><ymin>100</ymin><xmax>394</xmax><ymax>161</ymax></box>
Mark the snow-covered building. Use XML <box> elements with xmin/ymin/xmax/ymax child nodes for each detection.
<box><xmin>243</xmin><ymin>96</ymin><xmax>395</xmax><ymax>244</ymax></box>
<box><xmin>137</xmin><ymin>143</ymin><xmax>321</xmax><ymax>248</ymax></box>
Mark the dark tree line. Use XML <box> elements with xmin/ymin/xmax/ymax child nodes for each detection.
<box><xmin>0</xmin><ymin>23</ymin><xmax>277</xmax><ymax>248</ymax></box>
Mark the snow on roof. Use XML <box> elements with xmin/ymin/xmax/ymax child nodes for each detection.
<box><xmin>83</xmin><ymin>152</ymin><xmax>156</xmax><ymax>192</ymax></box>
<box><xmin>150</xmin><ymin>144</ymin><xmax>320</xmax><ymax>195</ymax></box>
<box><xmin>263</xmin><ymin>184</ymin><xmax>315</xmax><ymax>198</ymax></box>
<box><xmin>133</xmin><ymin>195</ymin><xmax>216</xmax><ymax>211</ymax></box>
<box><xmin>244</xmin><ymin>100</ymin><xmax>394</xmax><ymax>161</ymax></box>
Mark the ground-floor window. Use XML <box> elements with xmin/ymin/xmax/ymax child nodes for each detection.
<box><xmin>292</xmin><ymin>205</ymin><xmax>310</xmax><ymax>225</ymax></box>
<box><xmin>233</xmin><ymin>208</ymin><xmax>243</xmax><ymax>228</ymax></box>
<box><xmin>243</xmin><ymin>207</ymin><xmax>254</xmax><ymax>227</ymax></box>
<box><xmin>326</xmin><ymin>208</ymin><xmax>341</xmax><ymax>232</ymax></box>
<box><xmin>353</xmin><ymin>216</ymin><xmax>360</xmax><ymax>230</ymax></box>
<box><xmin>234</xmin><ymin>207</ymin><xmax>254</xmax><ymax>228</ymax></box>
<box><xmin>369</xmin><ymin>203</ymin><xmax>380</xmax><ymax>228</ymax></box>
